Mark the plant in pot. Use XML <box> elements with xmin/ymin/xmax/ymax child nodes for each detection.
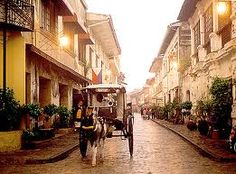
<box><xmin>0</xmin><ymin>88</ymin><xmax>21</xmax><ymax>131</ymax></box>
<box><xmin>196</xmin><ymin>100</ymin><xmax>209</xmax><ymax>136</ymax></box>
<box><xmin>21</xmin><ymin>103</ymin><xmax>41</xmax><ymax>130</ymax></box>
<box><xmin>57</xmin><ymin>106</ymin><xmax>72</xmax><ymax>128</ymax></box>
<box><xmin>43</xmin><ymin>104</ymin><xmax>58</xmax><ymax>128</ymax></box>
<box><xmin>210</xmin><ymin>77</ymin><xmax>232</xmax><ymax>139</ymax></box>
<box><xmin>181</xmin><ymin>101</ymin><xmax>192</xmax><ymax>123</ymax></box>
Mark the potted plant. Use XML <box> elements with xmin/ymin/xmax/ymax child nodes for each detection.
<box><xmin>0</xmin><ymin>88</ymin><xmax>22</xmax><ymax>152</ymax></box>
<box><xmin>57</xmin><ymin>106</ymin><xmax>72</xmax><ymax>128</ymax></box>
<box><xmin>43</xmin><ymin>104</ymin><xmax>58</xmax><ymax>128</ymax></box>
<box><xmin>21</xmin><ymin>103</ymin><xmax>41</xmax><ymax>129</ymax></box>
<box><xmin>0</xmin><ymin>88</ymin><xmax>21</xmax><ymax>131</ymax></box>
<box><xmin>210</xmin><ymin>77</ymin><xmax>232</xmax><ymax>139</ymax></box>
<box><xmin>181</xmin><ymin>101</ymin><xmax>192</xmax><ymax>123</ymax></box>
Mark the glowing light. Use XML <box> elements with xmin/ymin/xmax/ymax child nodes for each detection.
<box><xmin>172</xmin><ymin>61</ymin><xmax>178</xmax><ymax>70</ymax></box>
<box><xmin>59</xmin><ymin>36</ymin><xmax>69</xmax><ymax>47</ymax></box>
<box><xmin>217</xmin><ymin>2</ymin><xmax>227</xmax><ymax>15</ymax></box>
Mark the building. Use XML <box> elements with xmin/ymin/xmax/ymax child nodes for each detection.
<box><xmin>0</xmin><ymin>0</ymin><xmax>121</xmax><ymax>110</ymax></box>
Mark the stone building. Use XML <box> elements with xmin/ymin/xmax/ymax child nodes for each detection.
<box><xmin>178</xmin><ymin>0</ymin><xmax>236</xmax><ymax>124</ymax></box>
<box><xmin>0</xmin><ymin>0</ymin><xmax>121</xmax><ymax>109</ymax></box>
<box><xmin>149</xmin><ymin>21</ymin><xmax>191</xmax><ymax>105</ymax></box>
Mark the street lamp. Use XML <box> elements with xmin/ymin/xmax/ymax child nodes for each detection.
<box><xmin>59</xmin><ymin>36</ymin><xmax>69</xmax><ymax>47</ymax></box>
<box><xmin>217</xmin><ymin>1</ymin><xmax>228</xmax><ymax>15</ymax></box>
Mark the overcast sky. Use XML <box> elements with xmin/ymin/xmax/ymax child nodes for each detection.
<box><xmin>85</xmin><ymin>0</ymin><xmax>185</xmax><ymax>92</ymax></box>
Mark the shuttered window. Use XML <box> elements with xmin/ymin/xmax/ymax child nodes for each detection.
<box><xmin>193</xmin><ymin>21</ymin><xmax>200</xmax><ymax>54</ymax></box>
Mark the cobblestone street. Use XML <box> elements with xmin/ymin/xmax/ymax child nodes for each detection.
<box><xmin>1</xmin><ymin>113</ymin><xmax>236</xmax><ymax>174</ymax></box>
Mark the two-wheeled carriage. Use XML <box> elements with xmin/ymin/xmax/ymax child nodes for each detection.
<box><xmin>80</xmin><ymin>84</ymin><xmax>134</xmax><ymax>157</ymax></box>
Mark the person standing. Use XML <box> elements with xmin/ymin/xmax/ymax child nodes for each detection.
<box><xmin>74</xmin><ymin>100</ymin><xmax>85</xmax><ymax>131</ymax></box>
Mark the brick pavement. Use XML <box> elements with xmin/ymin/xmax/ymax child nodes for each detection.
<box><xmin>1</xmin><ymin>118</ymin><xmax>236</xmax><ymax>166</ymax></box>
<box><xmin>0</xmin><ymin>132</ymin><xmax>80</xmax><ymax>165</ymax></box>
<box><xmin>152</xmin><ymin>119</ymin><xmax>236</xmax><ymax>162</ymax></box>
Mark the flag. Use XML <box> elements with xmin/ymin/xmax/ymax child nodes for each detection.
<box><xmin>92</xmin><ymin>68</ymin><xmax>102</xmax><ymax>84</ymax></box>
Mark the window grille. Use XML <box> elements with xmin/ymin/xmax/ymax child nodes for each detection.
<box><xmin>193</xmin><ymin>21</ymin><xmax>200</xmax><ymax>54</ymax></box>
<box><xmin>204</xmin><ymin>4</ymin><xmax>213</xmax><ymax>45</ymax></box>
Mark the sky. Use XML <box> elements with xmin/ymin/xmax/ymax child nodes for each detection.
<box><xmin>85</xmin><ymin>0</ymin><xmax>185</xmax><ymax>92</ymax></box>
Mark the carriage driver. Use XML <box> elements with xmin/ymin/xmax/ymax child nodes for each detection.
<box><xmin>81</xmin><ymin>107</ymin><xmax>95</xmax><ymax>130</ymax></box>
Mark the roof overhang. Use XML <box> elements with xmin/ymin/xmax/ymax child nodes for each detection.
<box><xmin>26</xmin><ymin>44</ymin><xmax>92</xmax><ymax>84</ymax></box>
<box><xmin>87</xmin><ymin>13</ymin><xmax>121</xmax><ymax>57</ymax></box>
<box><xmin>177</xmin><ymin>0</ymin><xmax>199</xmax><ymax>21</ymax></box>
<box><xmin>56</xmin><ymin>0</ymin><xmax>74</xmax><ymax>16</ymax></box>
<box><xmin>157</xmin><ymin>21</ymin><xmax>181</xmax><ymax>56</ymax></box>
<box><xmin>149</xmin><ymin>57</ymin><xmax>163</xmax><ymax>72</ymax></box>
<box><xmin>78</xmin><ymin>32</ymin><xmax>95</xmax><ymax>45</ymax></box>
<box><xmin>63</xmin><ymin>13</ymin><xmax>87</xmax><ymax>34</ymax></box>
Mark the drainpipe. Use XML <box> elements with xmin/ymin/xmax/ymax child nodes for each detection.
<box><xmin>3</xmin><ymin>0</ymin><xmax>7</xmax><ymax>92</ymax></box>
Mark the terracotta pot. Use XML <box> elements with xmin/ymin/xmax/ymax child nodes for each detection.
<box><xmin>212</xmin><ymin>129</ymin><xmax>220</xmax><ymax>139</ymax></box>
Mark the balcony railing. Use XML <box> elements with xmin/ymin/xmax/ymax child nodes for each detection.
<box><xmin>0</xmin><ymin>0</ymin><xmax>34</xmax><ymax>31</ymax></box>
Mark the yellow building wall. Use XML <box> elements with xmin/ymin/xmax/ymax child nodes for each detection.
<box><xmin>0</xmin><ymin>131</ymin><xmax>22</xmax><ymax>152</ymax></box>
<box><xmin>0</xmin><ymin>32</ymin><xmax>25</xmax><ymax>104</ymax></box>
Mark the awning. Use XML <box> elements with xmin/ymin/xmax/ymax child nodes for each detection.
<box><xmin>56</xmin><ymin>0</ymin><xmax>74</xmax><ymax>16</ymax></box>
<box><xmin>26</xmin><ymin>44</ymin><xmax>92</xmax><ymax>84</ymax></box>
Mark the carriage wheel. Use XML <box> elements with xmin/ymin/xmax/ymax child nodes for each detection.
<box><xmin>128</xmin><ymin>116</ymin><xmax>134</xmax><ymax>157</ymax></box>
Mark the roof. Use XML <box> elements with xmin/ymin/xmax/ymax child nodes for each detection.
<box><xmin>87</xmin><ymin>13</ymin><xmax>121</xmax><ymax>57</ymax></box>
<box><xmin>149</xmin><ymin>57</ymin><xmax>163</xmax><ymax>73</ymax></box>
<box><xmin>177</xmin><ymin>0</ymin><xmax>199</xmax><ymax>21</ymax></box>
<box><xmin>157</xmin><ymin>21</ymin><xmax>181</xmax><ymax>57</ymax></box>
<box><xmin>84</xmin><ymin>84</ymin><xmax>126</xmax><ymax>92</ymax></box>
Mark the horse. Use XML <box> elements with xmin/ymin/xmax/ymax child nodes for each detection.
<box><xmin>79</xmin><ymin>109</ymin><xmax>109</xmax><ymax>166</ymax></box>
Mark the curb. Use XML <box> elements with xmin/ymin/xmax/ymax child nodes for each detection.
<box><xmin>25</xmin><ymin>142</ymin><xmax>80</xmax><ymax>164</ymax></box>
<box><xmin>151</xmin><ymin>119</ymin><xmax>236</xmax><ymax>162</ymax></box>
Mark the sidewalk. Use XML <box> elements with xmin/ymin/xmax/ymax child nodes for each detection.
<box><xmin>152</xmin><ymin>119</ymin><xmax>236</xmax><ymax>162</ymax></box>
<box><xmin>0</xmin><ymin>131</ymin><xmax>80</xmax><ymax>165</ymax></box>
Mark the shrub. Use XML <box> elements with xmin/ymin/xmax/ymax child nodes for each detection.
<box><xmin>0</xmin><ymin>88</ymin><xmax>21</xmax><ymax>131</ymax></box>
<box><xmin>57</xmin><ymin>106</ymin><xmax>72</xmax><ymax>128</ymax></box>
<box><xmin>43</xmin><ymin>104</ymin><xmax>58</xmax><ymax>117</ymax></box>
<box><xmin>198</xmin><ymin>119</ymin><xmax>209</xmax><ymax>136</ymax></box>
<box><xmin>187</xmin><ymin>120</ymin><xmax>197</xmax><ymax>131</ymax></box>
<box><xmin>21</xmin><ymin>103</ymin><xmax>41</xmax><ymax>118</ymax></box>
<box><xmin>210</xmin><ymin>77</ymin><xmax>232</xmax><ymax>138</ymax></box>
<box><xmin>181</xmin><ymin>101</ymin><xmax>192</xmax><ymax>110</ymax></box>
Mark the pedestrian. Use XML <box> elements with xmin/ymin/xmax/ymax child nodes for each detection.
<box><xmin>143</xmin><ymin>108</ymin><xmax>147</xmax><ymax>119</ymax></box>
<box><xmin>74</xmin><ymin>100</ymin><xmax>85</xmax><ymax>131</ymax></box>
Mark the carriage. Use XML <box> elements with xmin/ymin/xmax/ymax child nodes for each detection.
<box><xmin>80</xmin><ymin>84</ymin><xmax>134</xmax><ymax>158</ymax></box>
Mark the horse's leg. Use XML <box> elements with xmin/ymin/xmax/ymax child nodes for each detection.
<box><xmin>100</xmin><ymin>139</ymin><xmax>105</xmax><ymax>161</ymax></box>
<box><xmin>91</xmin><ymin>143</ymin><xmax>98</xmax><ymax>166</ymax></box>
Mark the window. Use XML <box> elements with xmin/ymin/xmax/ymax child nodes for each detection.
<box><xmin>41</xmin><ymin>0</ymin><xmax>58</xmax><ymax>34</ymax></box>
<box><xmin>79</xmin><ymin>44</ymin><xmax>86</xmax><ymax>62</ymax></box>
<box><xmin>204</xmin><ymin>5</ymin><xmax>213</xmax><ymax>45</ymax></box>
<box><xmin>193</xmin><ymin>21</ymin><xmax>200</xmax><ymax>54</ymax></box>
<box><xmin>96</xmin><ymin>55</ymin><xmax>99</xmax><ymax>68</ymax></box>
<box><xmin>186</xmin><ymin>90</ymin><xmax>190</xmax><ymax>101</ymax></box>
<box><xmin>218</xmin><ymin>2</ymin><xmax>232</xmax><ymax>47</ymax></box>
<box><xmin>89</xmin><ymin>48</ymin><xmax>93</xmax><ymax>66</ymax></box>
